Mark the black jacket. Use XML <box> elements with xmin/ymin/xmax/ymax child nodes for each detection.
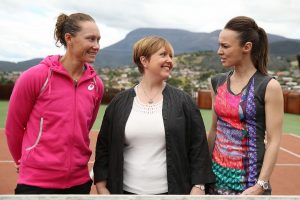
<box><xmin>93</xmin><ymin>84</ymin><xmax>215</xmax><ymax>194</ymax></box>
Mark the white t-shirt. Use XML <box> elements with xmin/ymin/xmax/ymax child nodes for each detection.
<box><xmin>123</xmin><ymin>89</ymin><xmax>167</xmax><ymax>194</ymax></box>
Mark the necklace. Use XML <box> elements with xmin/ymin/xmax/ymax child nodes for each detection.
<box><xmin>140</xmin><ymin>82</ymin><xmax>163</xmax><ymax>104</ymax></box>
<box><xmin>72</xmin><ymin>66</ymin><xmax>86</xmax><ymax>83</ymax></box>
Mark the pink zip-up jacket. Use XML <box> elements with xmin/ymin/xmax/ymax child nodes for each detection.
<box><xmin>5</xmin><ymin>55</ymin><xmax>104</xmax><ymax>189</ymax></box>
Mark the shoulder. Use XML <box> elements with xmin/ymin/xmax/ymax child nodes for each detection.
<box><xmin>164</xmin><ymin>84</ymin><xmax>196</xmax><ymax>106</ymax></box>
<box><xmin>165</xmin><ymin>84</ymin><xmax>181</xmax><ymax>93</ymax></box>
<box><xmin>83</xmin><ymin>63</ymin><xmax>105</xmax><ymax>94</ymax></box>
<box><xmin>15</xmin><ymin>62</ymin><xmax>49</xmax><ymax>89</ymax></box>
<box><xmin>84</xmin><ymin>64</ymin><xmax>103</xmax><ymax>86</ymax></box>
<box><xmin>211</xmin><ymin>72</ymin><xmax>229</xmax><ymax>81</ymax></box>
<box><xmin>10</xmin><ymin>61</ymin><xmax>50</xmax><ymax>100</ymax></box>
<box><xmin>253</xmin><ymin>72</ymin><xmax>278</xmax><ymax>92</ymax></box>
<box><xmin>108</xmin><ymin>87</ymin><xmax>135</xmax><ymax>106</ymax></box>
<box><xmin>94</xmin><ymin>75</ymin><xmax>104</xmax><ymax>87</ymax></box>
<box><xmin>263</xmin><ymin>78</ymin><xmax>283</xmax><ymax>104</ymax></box>
<box><xmin>103</xmin><ymin>88</ymin><xmax>135</xmax><ymax>117</ymax></box>
<box><xmin>210</xmin><ymin>71</ymin><xmax>229</xmax><ymax>93</ymax></box>
<box><xmin>263</xmin><ymin>78</ymin><xmax>284</xmax><ymax>114</ymax></box>
<box><xmin>266</xmin><ymin>78</ymin><xmax>282</xmax><ymax>94</ymax></box>
<box><xmin>115</xmin><ymin>87</ymin><xmax>135</xmax><ymax>97</ymax></box>
<box><xmin>94</xmin><ymin>75</ymin><xmax>105</xmax><ymax>95</ymax></box>
<box><xmin>21</xmin><ymin>63</ymin><xmax>48</xmax><ymax>78</ymax></box>
<box><xmin>165</xmin><ymin>84</ymin><xmax>188</xmax><ymax>98</ymax></box>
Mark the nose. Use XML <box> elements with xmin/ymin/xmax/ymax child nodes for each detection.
<box><xmin>166</xmin><ymin>55</ymin><xmax>173</xmax><ymax>63</ymax></box>
<box><xmin>217</xmin><ymin>47</ymin><xmax>223</xmax><ymax>55</ymax></box>
<box><xmin>93</xmin><ymin>41</ymin><xmax>100</xmax><ymax>51</ymax></box>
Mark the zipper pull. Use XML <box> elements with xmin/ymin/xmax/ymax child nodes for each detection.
<box><xmin>74</xmin><ymin>79</ymin><xmax>78</xmax><ymax>87</ymax></box>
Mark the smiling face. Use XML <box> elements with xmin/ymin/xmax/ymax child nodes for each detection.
<box><xmin>217</xmin><ymin>29</ymin><xmax>245</xmax><ymax>68</ymax></box>
<box><xmin>133</xmin><ymin>36</ymin><xmax>174</xmax><ymax>77</ymax></box>
<box><xmin>67</xmin><ymin>21</ymin><xmax>101</xmax><ymax>63</ymax></box>
<box><xmin>144</xmin><ymin>46</ymin><xmax>173</xmax><ymax>80</ymax></box>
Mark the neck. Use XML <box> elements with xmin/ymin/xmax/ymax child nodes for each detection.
<box><xmin>233</xmin><ymin>61</ymin><xmax>257</xmax><ymax>79</ymax></box>
<box><xmin>60</xmin><ymin>55</ymin><xmax>85</xmax><ymax>80</ymax></box>
<box><xmin>140</xmin><ymin>76</ymin><xmax>164</xmax><ymax>90</ymax></box>
<box><xmin>139</xmin><ymin>78</ymin><xmax>165</xmax><ymax>104</ymax></box>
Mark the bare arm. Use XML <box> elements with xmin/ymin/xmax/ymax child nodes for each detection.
<box><xmin>258</xmin><ymin>79</ymin><xmax>283</xmax><ymax>181</ymax></box>
<box><xmin>190</xmin><ymin>185</ymin><xmax>205</xmax><ymax>195</ymax></box>
<box><xmin>242</xmin><ymin>79</ymin><xmax>283</xmax><ymax>195</ymax></box>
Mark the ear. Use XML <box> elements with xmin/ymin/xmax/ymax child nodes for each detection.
<box><xmin>64</xmin><ymin>33</ymin><xmax>73</xmax><ymax>47</ymax></box>
<box><xmin>243</xmin><ymin>42</ymin><xmax>252</xmax><ymax>53</ymax></box>
<box><xmin>140</xmin><ymin>56</ymin><xmax>148</xmax><ymax>67</ymax></box>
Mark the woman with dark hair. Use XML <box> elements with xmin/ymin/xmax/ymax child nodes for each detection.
<box><xmin>5</xmin><ymin>13</ymin><xmax>104</xmax><ymax>194</ymax></box>
<box><xmin>207</xmin><ymin>16</ymin><xmax>283</xmax><ymax>195</ymax></box>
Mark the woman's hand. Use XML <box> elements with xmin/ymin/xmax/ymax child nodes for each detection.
<box><xmin>96</xmin><ymin>186</ymin><xmax>110</xmax><ymax>194</ymax></box>
<box><xmin>190</xmin><ymin>186</ymin><xmax>205</xmax><ymax>195</ymax></box>
<box><xmin>95</xmin><ymin>181</ymin><xmax>110</xmax><ymax>194</ymax></box>
<box><xmin>241</xmin><ymin>184</ymin><xmax>264</xmax><ymax>195</ymax></box>
<box><xmin>15</xmin><ymin>163</ymin><xmax>19</xmax><ymax>173</ymax></box>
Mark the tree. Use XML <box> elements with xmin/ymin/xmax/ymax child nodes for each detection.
<box><xmin>297</xmin><ymin>54</ymin><xmax>300</xmax><ymax>70</ymax></box>
<box><xmin>167</xmin><ymin>77</ymin><xmax>182</xmax><ymax>88</ymax></box>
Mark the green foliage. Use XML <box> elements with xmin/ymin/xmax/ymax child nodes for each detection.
<box><xmin>174</xmin><ymin>51</ymin><xmax>293</xmax><ymax>74</ymax></box>
<box><xmin>0</xmin><ymin>101</ymin><xmax>8</xmax><ymax>127</ymax></box>
<box><xmin>268</xmin><ymin>55</ymin><xmax>291</xmax><ymax>71</ymax></box>
<box><xmin>0</xmin><ymin>74</ymin><xmax>14</xmax><ymax>84</ymax></box>
<box><xmin>167</xmin><ymin>77</ymin><xmax>182</xmax><ymax>88</ymax></box>
<box><xmin>283</xmin><ymin>113</ymin><xmax>300</xmax><ymax>135</ymax></box>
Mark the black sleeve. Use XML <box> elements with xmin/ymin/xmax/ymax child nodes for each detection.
<box><xmin>93</xmin><ymin>103</ymin><xmax>113</xmax><ymax>183</ymax></box>
<box><xmin>211</xmin><ymin>73</ymin><xmax>228</xmax><ymax>94</ymax></box>
<box><xmin>185</xmin><ymin>94</ymin><xmax>215</xmax><ymax>184</ymax></box>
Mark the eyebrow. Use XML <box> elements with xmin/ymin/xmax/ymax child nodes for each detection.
<box><xmin>219</xmin><ymin>42</ymin><xmax>228</xmax><ymax>45</ymax></box>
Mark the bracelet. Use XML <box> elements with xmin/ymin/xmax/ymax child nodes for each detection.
<box><xmin>256</xmin><ymin>179</ymin><xmax>269</xmax><ymax>190</ymax></box>
<box><xmin>193</xmin><ymin>184</ymin><xmax>205</xmax><ymax>191</ymax></box>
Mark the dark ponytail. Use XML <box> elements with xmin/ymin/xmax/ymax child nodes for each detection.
<box><xmin>256</xmin><ymin>27</ymin><xmax>268</xmax><ymax>75</ymax></box>
<box><xmin>224</xmin><ymin>16</ymin><xmax>268</xmax><ymax>75</ymax></box>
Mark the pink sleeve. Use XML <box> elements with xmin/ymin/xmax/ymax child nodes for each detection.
<box><xmin>5</xmin><ymin>67</ymin><xmax>46</xmax><ymax>164</ymax></box>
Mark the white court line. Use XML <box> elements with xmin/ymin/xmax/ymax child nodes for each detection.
<box><xmin>280</xmin><ymin>147</ymin><xmax>300</xmax><ymax>158</ymax></box>
<box><xmin>288</xmin><ymin>133</ymin><xmax>300</xmax><ymax>139</ymax></box>
<box><xmin>0</xmin><ymin>160</ymin><xmax>14</xmax><ymax>163</ymax></box>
